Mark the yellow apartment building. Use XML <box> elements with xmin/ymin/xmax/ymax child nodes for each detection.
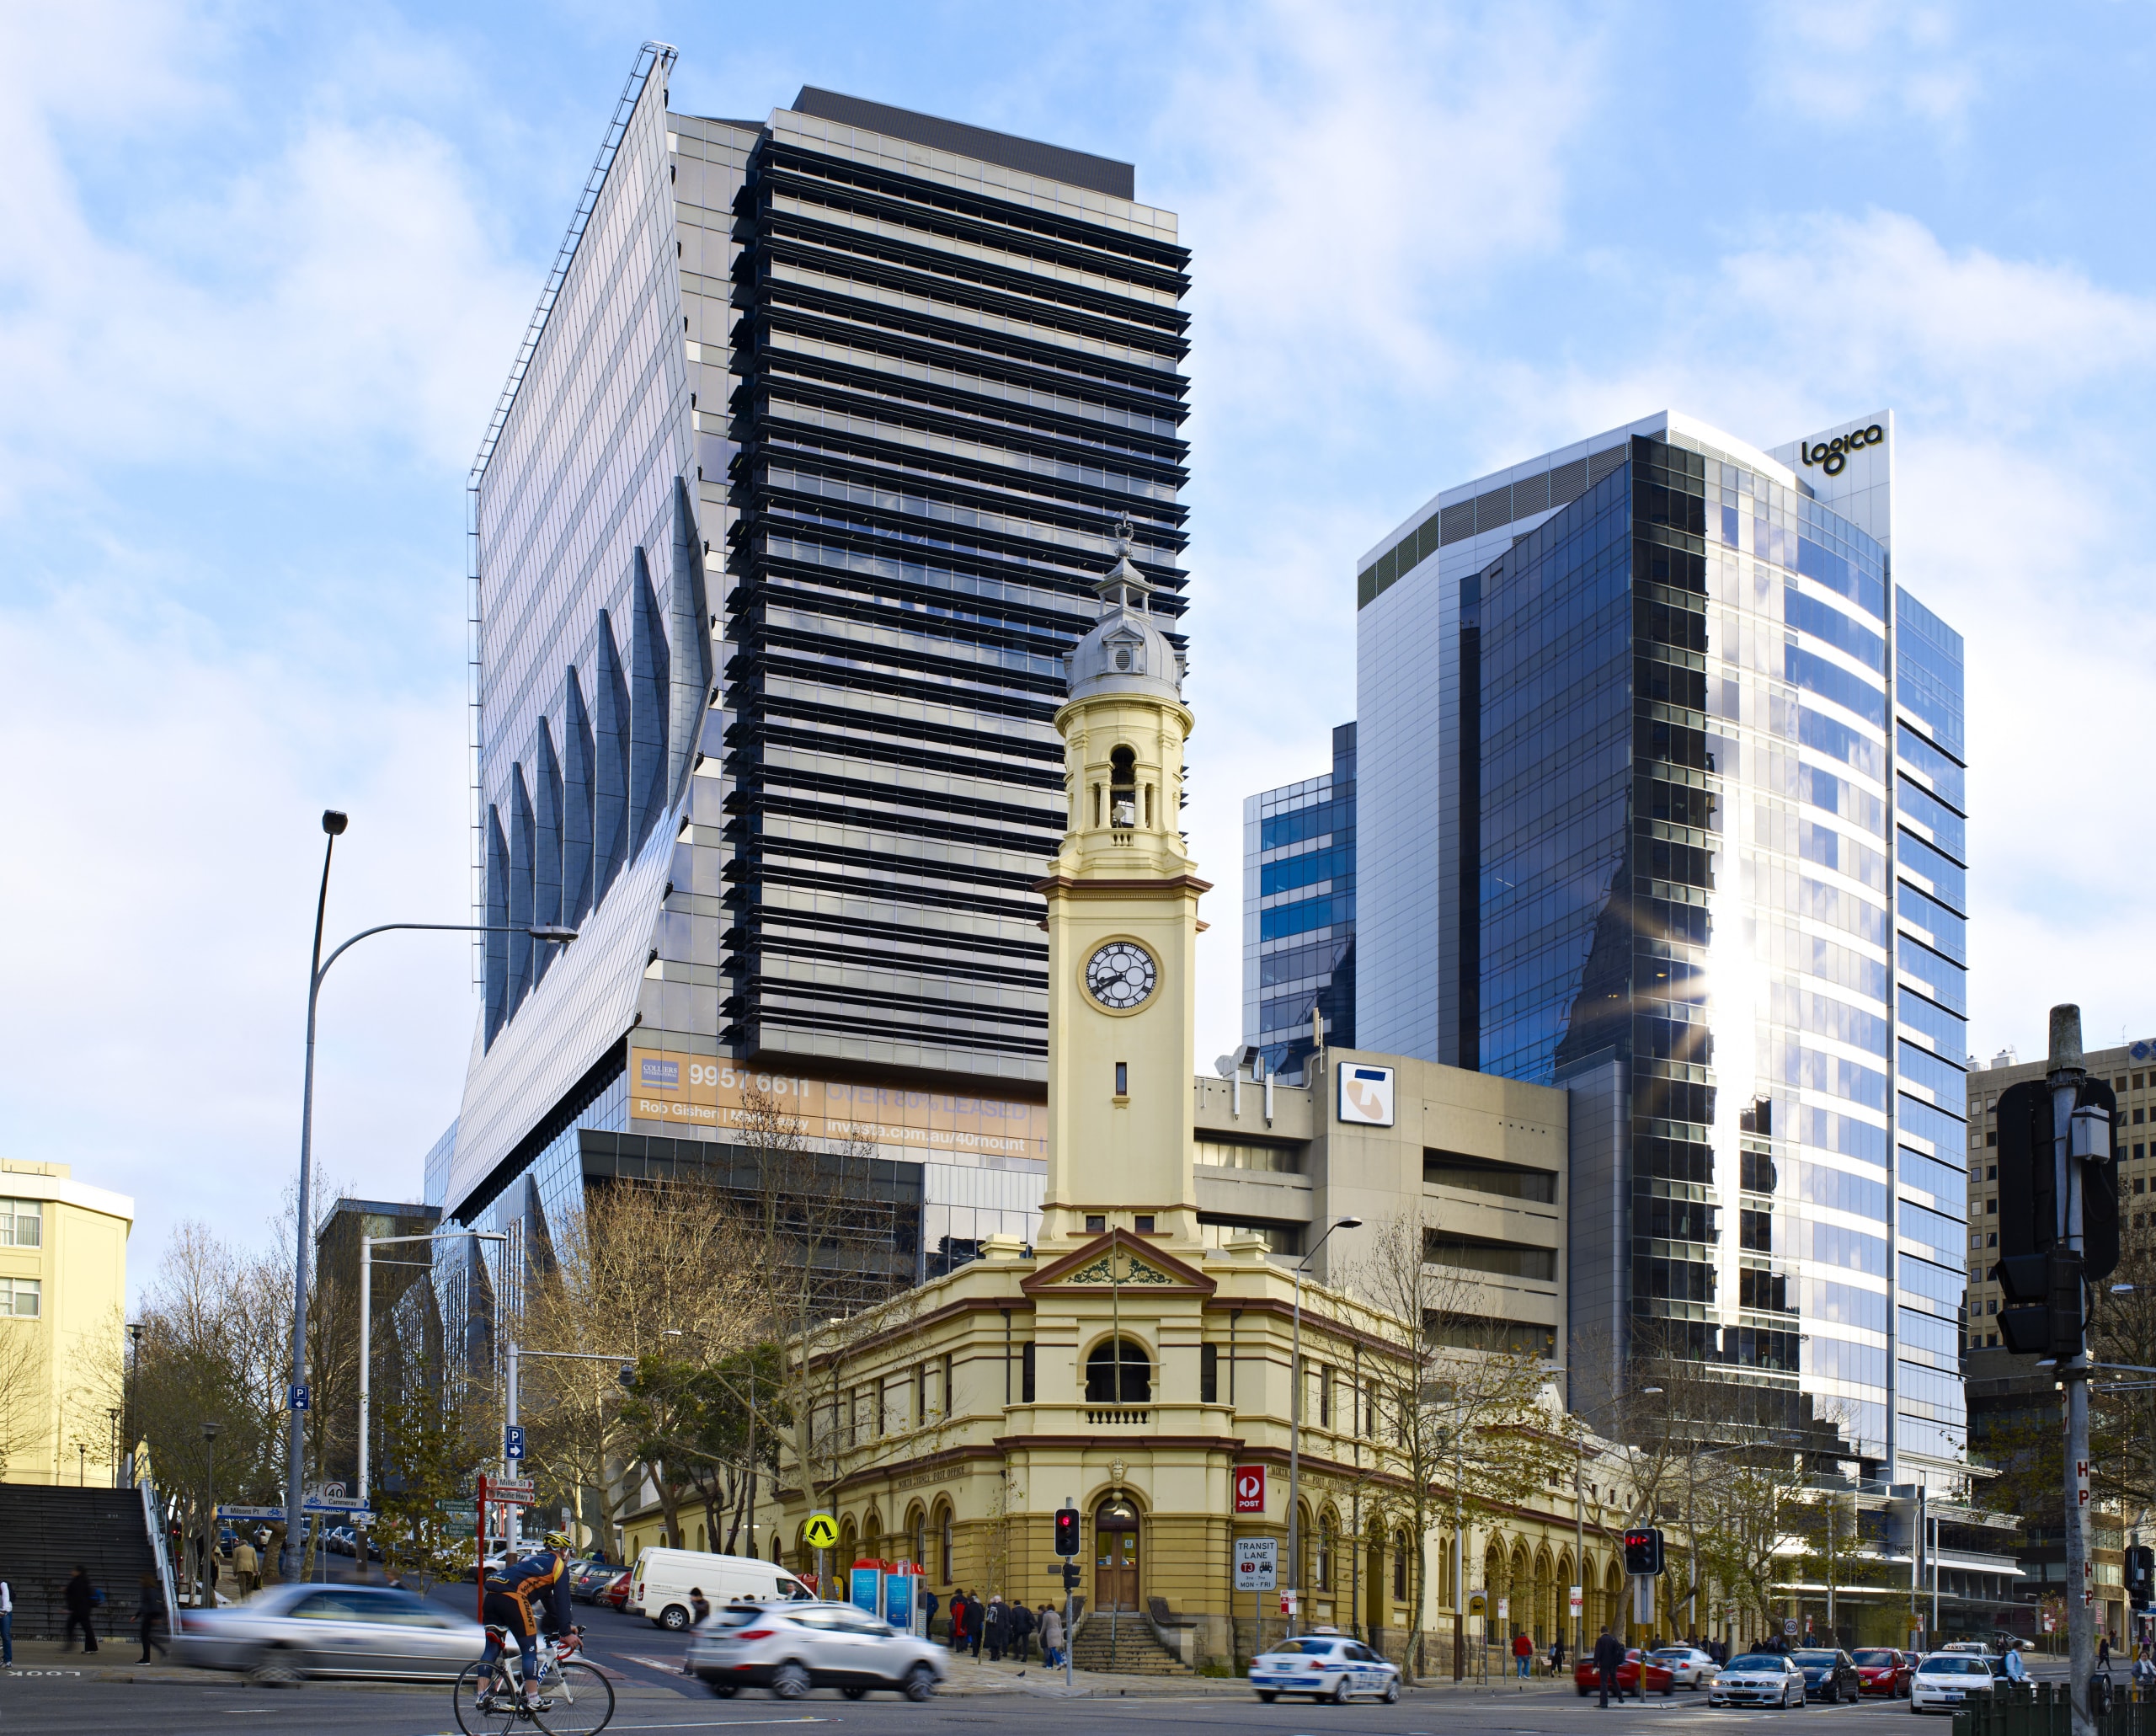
<box><xmin>0</xmin><ymin>1159</ymin><xmax>131</xmax><ymax>1485</ymax></box>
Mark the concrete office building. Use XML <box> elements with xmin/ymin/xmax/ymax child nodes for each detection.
<box><xmin>1242</xmin><ymin>722</ymin><xmax>1357</xmax><ymax>1081</ymax></box>
<box><xmin>1356</xmin><ymin>411</ymin><xmax>1972</xmax><ymax>1486</ymax></box>
<box><xmin>422</xmin><ymin>45</ymin><xmax>1189</xmax><ymax>1322</ymax></box>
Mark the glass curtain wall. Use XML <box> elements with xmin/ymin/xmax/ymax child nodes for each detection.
<box><xmin>1476</xmin><ymin>433</ymin><xmax>1964</xmax><ymax>1467</ymax></box>
<box><xmin>1244</xmin><ymin>722</ymin><xmax>1358</xmax><ymax>1080</ymax></box>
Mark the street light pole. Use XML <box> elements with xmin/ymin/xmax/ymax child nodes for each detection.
<box><xmin>281</xmin><ymin>809</ymin><xmax>576</xmax><ymax>1580</ymax></box>
<box><xmin>1289</xmin><ymin>1216</ymin><xmax>1361</xmax><ymax>1627</ymax></box>
<box><xmin>201</xmin><ymin>1421</ymin><xmax>222</xmax><ymax>1609</ymax></box>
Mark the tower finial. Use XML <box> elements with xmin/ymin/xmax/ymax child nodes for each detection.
<box><xmin>1096</xmin><ymin>516</ymin><xmax>1151</xmax><ymax>614</ymax></box>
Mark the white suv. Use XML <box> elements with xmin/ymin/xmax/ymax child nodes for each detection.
<box><xmin>687</xmin><ymin>1600</ymin><xmax>943</xmax><ymax>1701</ymax></box>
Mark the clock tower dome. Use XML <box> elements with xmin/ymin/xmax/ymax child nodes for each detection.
<box><xmin>1036</xmin><ymin>522</ymin><xmax>1207</xmax><ymax>1247</ymax></box>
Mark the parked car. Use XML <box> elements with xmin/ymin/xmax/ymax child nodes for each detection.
<box><xmin>1652</xmin><ymin>1645</ymin><xmax>1721</xmax><ymax>1690</ymax></box>
<box><xmin>1708</xmin><ymin>1651</ymin><xmax>1807</xmax><ymax>1708</ymax></box>
<box><xmin>1854</xmin><ymin>1648</ymin><xmax>1915</xmax><ymax>1696</ymax></box>
<box><xmin>1573</xmin><ymin>1648</ymin><xmax>1676</xmax><ymax>1697</ymax></box>
<box><xmin>1911</xmin><ymin>1652</ymin><xmax>2000</xmax><ymax>1713</ymax></box>
<box><xmin>569</xmin><ymin>1560</ymin><xmax>621</xmax><ymax>1603</ymax></box>
<box><xmin>1793</xmin><ymin>1648</ymin><xmax>1864</xmax><ymax>1703</ymax></box>
<box><xmin>1939</xmin><ymin>1640</ymin><xmax>1993</xmax><ymax>1656</ymax></box>
<box><xmin>1248</xmin><ymin>1634</ymin><xmax>1402</xmax><ymax>1703</ymax></box>
<box><xmin>688</xmin><ymin>1600</ymin><xmax>942</xmax><ymax>1701</ymax></box>
<box><xmin>175</xmin><ymin>1583</ymin><xmax>485</xmax><ymax>1683</ymax></box>
<box><xmin>599</xmin><ymin>1570</ymin><xmax>634</xmax><ymax>1611</ymax></box>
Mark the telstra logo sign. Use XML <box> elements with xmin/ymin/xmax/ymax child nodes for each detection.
<box><xmin>1799</xmin><ymin>424</ymin><xmax>1884</xmax><ymax>477</ymax></box>
<box><xmin>1337</xmin><ymin>1064</ymin><xmax>1396</xmax><ymax>1128</ymax></box>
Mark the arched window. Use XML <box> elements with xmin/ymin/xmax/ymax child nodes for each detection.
<box><xmin>1109</xmin><ymin>745</ymin><xmax>1137</xmax><ymax>828</ymax></box>
<box><xmin>908</xmin><ymin>1506</ymin><xmax>926</xmax><ymax>1569</ymax></box>
<box><xmin>1393</xmin><ymin>1530</ymin><xmax>1409</xmax><ymax>1602</ymax></box>
<box><xmin>938</xmin><ymin>1504</ymin><xmax>953</xmax><ymax>1584</ymax></box>
<box><xmin>1316</xmin><ymin>1511</ymin><xmax>1336</xmax><ymax>1592</ymax></box>
<box><xmin>1085</xmin><ymin>1338</ymin><xmax>1151</xmax><ymax>1403</ymax></box>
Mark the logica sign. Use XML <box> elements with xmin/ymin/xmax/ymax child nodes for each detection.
<box><xmin>1799</xmin><ymin>424</ymin><xmax>1884</xmax><ymax>476</ymax></box>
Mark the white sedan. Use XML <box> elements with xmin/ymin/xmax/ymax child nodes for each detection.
<box><xmin>1249</xmin><ymin>1634</ymin><xmax>1402</xmax><ymax>1703</ymax></box>
<box><xmin>1709</xmin><ymin>1652</ymin><xmax>1806</xmax><ymax>1708</ymax></box>
<box><xmin>1910</xmin><ymin>1653</ymin><xmax>1998</xmax><ymax>1714</ymax></box>
<box><xmin>1654</xmin><ymin>1646</ymin><xmax>1721</xmax><ymax>1690</ymax></box>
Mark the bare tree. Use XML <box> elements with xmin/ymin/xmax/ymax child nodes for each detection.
<box><xmin>0</xmin><ymin>1319</ymin><xmax>47</xmax><ymax>1479</ymax></box>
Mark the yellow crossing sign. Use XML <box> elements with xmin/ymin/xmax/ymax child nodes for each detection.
<box><xmin>803</xmin><ymin>1513</ymin><xmax>838</xmax><ymax>1550</ymax></box>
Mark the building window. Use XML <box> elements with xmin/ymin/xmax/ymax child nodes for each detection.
<box><xmin>1021</xmin><ymin>1341</ymin><xmax>1036</xmax><ymax>1404</ymax></box>
<box><xmin>1115</xmin><ymin>1062</ymin><xmax>1129</xmax><ymax>1097</ymax></box>
<box><xmin>1394</xmin><ymin>1532</ymin><xmax>1410</xmax><ymax>1601</ymax></box>
<box><xmin>1085</xmin><ymin>1338</ymin><xmax>1151</xmax><ymax>1403</ymax></box>
<box><xmin>1086</xmin><ymin>1215</ymin><xmax>1107</xmax><ymax>1233</ymax></box>
<box><xmin>1200</xmin><ymin>1342</ymin><xmax>1219</xmax><ymax>1404</ymax></box>
<box><xmin>1318</xmin><ymin>1365</ymin><xmax>1332</xmax><ymax>1429</ymax></box>
<box><xmin>942</xmin><ymin>1352</ymin><xmax>954</xmax><ymax>1417</ymax></box>
<box><xmin>1316</xmin><ymin>1514</ymin><xmax>1335</xmax><ymax>1591</ymax></box>
<box><xmin>938</xmin><ymin>1507</ymin><xmax>953</xmax><ymax>1584</ymax></box>
<box><xmin>0</xmin><ymin>1199</ymin><xmax>41</xmax><ymax>1247</ymax></box>
<box><xmin>1134</xmin><ymin>1214</ymin><xmax>1155</xmax><ymax>1233</ymax></box>
<box><xmin>911</xmin><ymin>1509</ymin><xmax>926</xmax><ymax>1567</ymax></box>
<box><xmin>1</xmin><ymin>1276</ymin><xmax>40</xmax><ymax>1317</ymax></box>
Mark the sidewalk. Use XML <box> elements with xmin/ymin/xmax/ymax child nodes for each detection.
<box><xmin>931</xmin><ymin>1649</ymin><xmax>1599</xmax><ymax>1698</ymax></box>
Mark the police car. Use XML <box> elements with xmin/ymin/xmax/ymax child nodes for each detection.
<box><xmin>1249</xmin><ymin>1632</ymin><xmax>1402</xmax><ymax>1702</ymax></box>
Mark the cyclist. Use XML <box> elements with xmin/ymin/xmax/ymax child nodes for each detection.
<box><xmin>478</xmin><ymin>1529</ymin><xmax>576</xmax><ymax>1707</ymax></box>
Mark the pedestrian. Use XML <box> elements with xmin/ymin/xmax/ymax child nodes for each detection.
<box><xmin>1513</xmin><ymin>1629</ymin><xmax>1533</xmax><ymax>1679</ymax></box>
<box><xmin>1</xmin><ymin>1572</ymin><xmax>13</xmax><ymax>1668</ymax></box>
<box><xmin>2004</xmin><ymin>1641</ymin><xmax>2027</xmax><ymax>1685</ymax></box>
<box><xmin>63</xmin><ymin>1566</ymin><xmax>99</xmax><ymax>1653</ymax></box>
<box><xmin>690</xmin><ymin>1586</ymin><xmax>711</xmax><ymax>1627</ymax></box>
<box><xmin>1010</xmin><ymin>1598</ymin><xmax>1034</xmax><ymax>1662</ymax></box>
<box><xmin>1593</xmin><ymin>1624</ymin><xmax>1625</xmax><ymax>1708</ymax></box>
<box><xmin>985</xmin><ymin>1594</ymin><xmax>1007</xmax><ymax>1662</ymax></box>
<box><xmin>232</xmin><ymin>1535</ymin><xmax>259</xmax><ymax>1599</ymax></box>
<box><xmin>2100</xmin><ymin>1635</ymin><xmax>2114</xmax><ymax>1669</ymax></box>
<box><xmin>136</xmin><ymin>1572</ymin><xmax>167</xmax><ymax>1663</ymax></box>
<box><xmin>1039</xmin><ymin>1602</ymin><xmax>1065</xmax><ymax>1669</ymax></box>
<box><xmin>922</xmin><ymin>1587</ymin><xmax>941</xmax><ymax>1643</ymax></box>
<box><xmin>968</xmin><ymin>1591</ymin><xmax>985</xmax><ymax>1659</ymax></box>
<box><xmin>1550</xmin><ymin>1633</ymin><xmax>1565</xmax><ymax>1675</ymax></box>
<box><xmin>950</xmin><ymin>1590</ymin><xmax>970</xmax><ymax>1653</ymax></box>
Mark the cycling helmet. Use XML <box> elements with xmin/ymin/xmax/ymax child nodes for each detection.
<box><xmin>542</xmin><ymin>1530</ymin><xmax>571</xmax><ymax>1551</ymax></box>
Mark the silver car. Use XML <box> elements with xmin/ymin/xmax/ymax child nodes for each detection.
<box><xmin>1653</xmin><ymin>1645</ymin><xmax>1721</xmax><ymax>1690</ymax></box>
<box><xmin>176</xmin><ymin>1583</ymin><xmax>485</xmax><ymax>1683</ymax></box>
<box><xmin>687</xmin><ymin>1600</ymin><xmax>943</xmax><ymax>1701</ymax></box>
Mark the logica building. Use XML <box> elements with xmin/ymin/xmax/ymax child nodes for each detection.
<box><xmin>1355</xmin><ymin>412</ymin><xmax>1972</xmax><ymax>1487</ymax></box>
<box><xmin>423</xmin><ymin>46</ymin><xmax>1189</xmax><ymax>1313</ymax></box>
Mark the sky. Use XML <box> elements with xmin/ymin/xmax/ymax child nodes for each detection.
<box><xmin>7</xmin><ymin>0</ymin><xmax>2156</xmax><ymax>1299</ymax></box>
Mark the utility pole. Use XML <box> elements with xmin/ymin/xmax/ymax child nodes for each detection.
<box><xmin>2052</xmin><ymin>1007</ymin><xmax>2096</xmax><ymax>1736</ymax></box>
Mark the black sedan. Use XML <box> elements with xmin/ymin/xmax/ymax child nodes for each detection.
<box><xmin>1792</xmin><ymin>1648</ymin><xmax>1864</xmax><ymax>1703</ymax></box>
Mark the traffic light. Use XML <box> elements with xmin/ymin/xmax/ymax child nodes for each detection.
<box><xmin>1996</xmin><ymin>1076</ymin><xmax>2118</xmax><ymax>1359</ymax></box>
<box><xmin>1061</xmin><ymin>1562</ymin><xmax>1081</xmax><ymax>1591</ymax></box>
<box><xmin>1623</xmin><ymin>1527</ymin><xmax>1664</xmax><ymax>1576</ymax></box>
<box><xmin>2127</xmin><ymin>1546</ymin><xmax>2153</xmax><ymax>1610</ymax></box>
<box><xmin>1054</xmin><ymin>1507</ymin><xmax>1080</xmax><ymax>1558</ymax></box>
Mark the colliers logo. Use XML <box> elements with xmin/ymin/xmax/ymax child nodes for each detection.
<box><xmin>1800</xmin><ymin>424</ymin><xmax>1884</xmax><ymax>476</ymax></box>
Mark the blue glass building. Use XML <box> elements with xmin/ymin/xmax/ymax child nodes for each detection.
<box><xmin>416</xmin><ymin>48</ymin><xmax>1187</xmax><ymax>1348</ymax></box>
<box><xmin>1357</xmin><ymin>412</ymin><xmax>1970</xmax><ymax>1486</ymax></box>
<box><xmin>1242</xmin><ymin>722</ymin><xmax>1357</xmax><ymax>1081</ymax></box>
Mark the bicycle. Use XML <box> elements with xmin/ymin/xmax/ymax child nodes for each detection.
<box><xmin>454</xmin><ymin>1623</ymin><xmax>616</xmax><ymax>1736</ymax></box>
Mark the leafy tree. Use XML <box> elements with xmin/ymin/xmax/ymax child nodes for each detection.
<box><xmin>373</xmin><ymin>1363</ymin><xmax>490</xmax><ymax>1595</ymax></box>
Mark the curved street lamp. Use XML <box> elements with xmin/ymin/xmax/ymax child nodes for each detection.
<box><xmin>282</xmin><ymin>809</ymin><xmax>577</xmax><ymax>1577</ymax></box>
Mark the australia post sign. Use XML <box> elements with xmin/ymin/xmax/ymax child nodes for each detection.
<box><xmin>1233</xmin><ymin>1465</ymin><xmax>1266</xmax><ymax>1514</ymax></box>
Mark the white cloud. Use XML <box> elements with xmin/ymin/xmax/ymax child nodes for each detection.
<box><xmin>1758</xmin><ymin>2</ymin><xmax>1988</xmax><ymax>132</ymax></box>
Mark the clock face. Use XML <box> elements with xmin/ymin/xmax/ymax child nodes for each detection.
<box><xmin>1086</xmin><ymin>941</ymin><xmax>1157</xmax><ymax>1011</ymax></box>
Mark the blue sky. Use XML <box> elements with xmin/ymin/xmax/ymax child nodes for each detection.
<box><xmin>7</xmin><ymin>1</ymin><xmax>2155</xmax><ymax>1293</ymax></box>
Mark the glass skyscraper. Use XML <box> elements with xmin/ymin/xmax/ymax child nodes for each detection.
<box><xmin>427</xmin><ymin>47</ymin><xmax>1186</xmax><ymax>1322</ymax></box>
<box><xmin>1242</xmin><ymin>722</ymin><xmax>1357</xmax><ymax>1080</ymax></box>
<box><xmin>1357</xmin><ymin>411</ymin><xmax>1970</xmax><ymax>1486</ymax></box>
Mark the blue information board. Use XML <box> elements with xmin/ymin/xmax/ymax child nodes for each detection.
<box><xmin>849</xmin><ymin>1566</ymin><xmax>881</xmax><ymax>1617</ymax></box>
<box><xmin>883</xmin><ymin>1573</ymin><xmax>915</xmax><ymax>1633</ymax></box>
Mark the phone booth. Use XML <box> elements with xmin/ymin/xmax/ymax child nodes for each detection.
<box><xmin>885</xmin><ymin>1561</ymin><xmax>923</xmax><ymax>1636</ymax></box>
<box><xmin>849</xmin><ymin>1558</ymin><xmax>893</xmax><ymax>1618</ymax></box>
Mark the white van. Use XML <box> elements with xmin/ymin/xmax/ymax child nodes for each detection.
<box><xmin>630</xmin><ymin>1548</ymin><xmax>813</xmax><ymax>1630</ymax></box>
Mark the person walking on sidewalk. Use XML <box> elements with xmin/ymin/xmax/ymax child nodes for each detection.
<box><xmin>232</xmin><ymin>1536</ymin><xmax>259</xmax><ymax>1599</ymax></box>
<box><xmin>1593</xmin><ymin>1625</ymin><xmax>1625</xmax><ymax>1708</ymax></box>
<box><xmin>1550</xmin><ymin>1634</ymin><xmax>1566</xmax><ymax>1676</ymax></box>
<box><xmin>950</xmin><ymin>1590</ymin><xmax>970</xmax><ymax>1653</ymax></box>
<box><xmin>63</xmin><ymin>1567</ymin><xmax>99</xmax><ymax>1653</ymax></box>
<box><xmin>984</xmin><ymin>1594</ymin><xmax>1007</xmax><ymax>1663</ymax></box>
<box><xmin>1</xmin><ymin>1573</ymin><xmax>13</xmax><ymax>1668</ymax></box>
<box><xmin>1513</xmin><ymin>1630</ymin><xmax>1533</xmax><ymax>1679</ymax></box>
<box><xmin>136</xmin><ymin>1572</ymin><xmax>167</xmax><ymax>1663</ymax></box>
<box><xmin>1038</xmin><ymin>1603</ymin><xmax>1065</xmax><ymax>1669</ymax></box>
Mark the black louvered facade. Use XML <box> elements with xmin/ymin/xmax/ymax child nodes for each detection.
<box><xmin>720</xmin><ymin>131</ymin><xmax>1190</xmax><ymax>1082</ymax></box>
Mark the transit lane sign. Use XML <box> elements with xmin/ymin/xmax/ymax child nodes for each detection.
<box><xmin>1234</xmin><ymin>1537</ymin><xmax>1277</xmax><ymax>1591</ymax></box>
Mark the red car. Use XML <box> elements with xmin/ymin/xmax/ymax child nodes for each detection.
<box><xmin>1574</xmin><ymin>1648</ymin><xmax>1676</xmax><ymax>1697</ymax></box>
<box><xmin>599</xmin><ymin>1569</ymin><xmax>634</xmax><ymax>1610</ymax></box>
<box><xmin>1853</xmin><ymin>1648</ymin><xmax>1913</xmax><ymax>1696</ymax></box>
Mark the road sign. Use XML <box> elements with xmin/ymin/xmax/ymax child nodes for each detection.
<box><xmin>484</xmin><ymin>1480</ymin><xmax>536</xmax><ymax>1506</ymax></box>
<box><xmin>1233</xmin><ymin>1465</ymin><xmax>1265</xmax><ymax>1514</ymax></box>
<box><xmin>504</xmin><ymin>1424</ymin><xmax>526</xmax><ymax>1461</ymax></box>
<box><xmin>1234</xmin><ymin>1537</ymin><xmax>1278</xmax><ymax>1591</ymax></box>
<box><xmin>218</xmin><ymin>1505</ymin><xmax>286</xmax><ymax>1520</ymax></box>
<box><xmin>289</xmin><ymin>1383</ymin><xmax>310</xmax><ymax>1412</ymax></box>
<box><xmin>304</xmin><ymin>1498</ymin><xmax>371</xmax><ymax>1514</ymax></box>
<box><xmin>803</xmin><ymin>1513</ymin><xmax>839</xmax><ymax>1550</ymax></box>
<box><xmin>1783</xmin><ymin>1618</ymin><xmax>1799</xmax><ymax>1637</ymax></box>
<box><xmin>1278</xmin><ymin>1589</ymin><xmax>1298</xmax><ymax>1616</ymax></box>
<box><xmin>1569</xmin><ymin>1584</ymin><xmax>1583</xmax><ymax>1616</ymax></box>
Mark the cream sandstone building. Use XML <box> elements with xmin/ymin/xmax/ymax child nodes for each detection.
<box><xmin>0</xmin><ymin>1159</ymin><xmax>131</xmax><ymax>1485</ymax></box>
<box><xmin>769</xmin><ymin>543</ymin><xmax>1641</xmax><ymax>1669</ymax></box>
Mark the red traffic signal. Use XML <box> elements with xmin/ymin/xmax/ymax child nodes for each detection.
<box><xmin>1054</xmin><ymin>1508</ymin><xmax>1080</xmax><ymax>1558</ymax></box>
<box><xmin>1623</xmin><ymin>1527</ymin><xmax>1664</xmax><ymax>1575</ymax></box>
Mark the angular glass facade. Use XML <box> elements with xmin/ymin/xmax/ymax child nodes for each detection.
<box><xmin>435</xmin><ymin>58</ymin><xmax>1177</xmax><ymax>1328</ymax></box>
<box><xmin>1358</xmin><ymin>411</ymin><xmax>1969</xmax><ymax>1484</ymax></box>
<box><xmin>1242</xmin><ymin>722</ymin><xmax>1357</xmax><ymax>1080</ymax></box>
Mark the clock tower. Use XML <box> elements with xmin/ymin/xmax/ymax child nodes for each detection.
<box><xmin>1036</xmin><ymin>524</ymin><xmax>1207</xmax><ymax>1247</ymax></box>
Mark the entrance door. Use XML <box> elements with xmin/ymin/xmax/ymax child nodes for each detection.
<box><xmin>1094</xmin><ymin>1497</ymin><xmax>1139</xmax><ymax>1611</ymax></box>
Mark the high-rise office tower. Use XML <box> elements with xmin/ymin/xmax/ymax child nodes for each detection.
<box><xmin>1242</xmin><ymin>722</ymin><xmax>1357</xmax><ymax>1080</ymax></box>
<box><xmin>1357</xmin><ymin>412</ymin><xmax>1969</xmax><ymax>1485</ymax></box>
<box><xmin>433</xmin><ymin>46</ymin><xmax>1188</xmax><ymax>1295</ymax></box>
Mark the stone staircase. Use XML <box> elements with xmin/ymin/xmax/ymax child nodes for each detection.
<box><xmin>0</xmin><ymin>1484</ymin><xmax>157</xmax><ymax>1641</ymax></box>
<box><xmin>1070</xmin><ymin>1609</ymin><xmax>1189</xmax><ymax>1675</ymax></box>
